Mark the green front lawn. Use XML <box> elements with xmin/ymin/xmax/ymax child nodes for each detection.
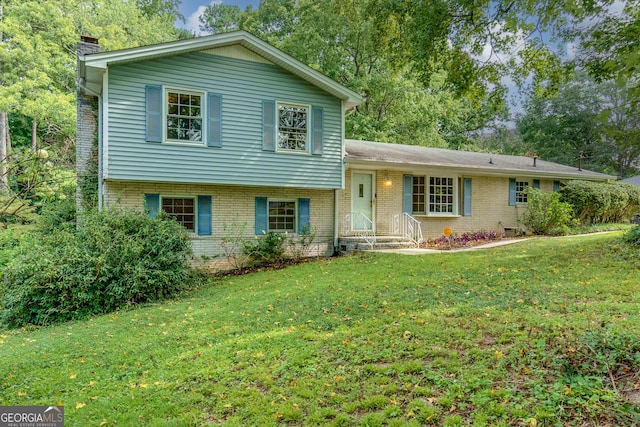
<box><xmin>1</xmin><ymin>232</ymin><xmax>639</xmax><ymax>426</ymax></box>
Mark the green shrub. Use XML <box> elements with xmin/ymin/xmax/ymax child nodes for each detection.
<box><xmin>623</xmin><ymin>225</ymin><xmax>640</xmax><ymax>246</ymax></box>
<box><xmin>243</xmin><ymin>231</ymin><xmax>287</xmax><ymax>263</ymax></box>
<box><xmin>560</xmin><ymin>180</ymin><xmax>640</xmax><ymax>225</ymax></box>
<box><xmin>521</xmin><ymin>188</ymin><xmax>576</xmax><ymax>235</ymax></box>
<box><xmin>0</xmin><ymin>207</ymin><xmax>193</xmax><ymax>328</ymax></box>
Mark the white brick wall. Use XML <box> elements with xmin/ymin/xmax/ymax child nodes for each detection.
<box><xmin>339</xmin><ymin>169</ymin><xmax>555</xmax><ymax>240</ymax></box>
<box><xmin>103</xmin><ymin>181</ymin><xmax>336</xmax><ymax>269</ymax></box>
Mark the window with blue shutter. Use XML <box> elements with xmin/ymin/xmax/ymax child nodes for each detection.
<box><xmin>207</xmin><ymin>94</ymin><xmax>222</xmax><ymax>147</ymax></box>
<box><xmin>311</xmin><ymin>107</ymin><xmax>323</xmax><ymax>155</ymax></box>
<box><xmin>553</xmin><ymin>180</ymin><xmax>561</xmax><ymax>192</ymax></box>
<box><xmin>144</xmin><ymin>194</ymin><xmax>160</xmax><ymax>218</ymax></box>
<box><xmin>533</xmin><ymin>179</ymin><xmax>540</xmax><ymax>189</ymax></box>
<box><xmin>508</xmin><ymin>178</ymin><xmax>516</xmax><ymax>206</ymax></box>
<box><xmin>197</xmin><ymin>195</ymin><xmax>212</xmax><ymax>235</ymax></box>
<box><xmin>463</xmin><ymin>178</ymin><xmax>472</xmax><ymax>216</ymax></box>
<box><xmin>145</xmin><ymin>85</ymin><xmax>162</xmax><ymax>142</ymax></box>
<box><xmin>298</xmin><ymin>198</ymin><xmax>310</xmax><ymax>233</ymax></box>
<box><xmin>262</xmin><ymin>101</ymin><xmax>276</xmax><ymax>151</ymax></box>
<box><xmin>403</xmin><ymin>175</ymin><xmax>413</xmax><ymax>213</ymax></box>
<box><xmin>255</xmin><ymin>197</ymin><xmax>268</xmax><ymax>234</ymax></box>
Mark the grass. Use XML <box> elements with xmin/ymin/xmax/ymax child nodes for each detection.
<box><xmin>1</xmin><ymin>232</ymin><xmax>639</xmax><ymax>426</ymax></box>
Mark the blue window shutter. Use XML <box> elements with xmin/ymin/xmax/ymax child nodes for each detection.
<box><xmin>553</xmin><ymin>180</ymin><xmax>561</xmax><ymax>192</ymax></box>
<box><xmin>144</xmin><ymin>194</ymin><xmax>160</xmax><ymax>218</ymax></box>
<box><xmin>508</xmin><ymin>178</ymin><xmax>516</xmax><ymax>206</ymax></box>
<box><xmin>298</xmin><ymin>198</ymin><xmax>310</xmax><ymax>233</ymax></box>
<box><xmin>145</xmin><ymin>85</ymin><xmax>162</xmax><ymax>143</ymax></box>
<box><xmin>403</xmin><ymin>175</ymin><xmax>413</xmax><ymax>213</ymax></box>
<box><xmin>262</xmin><ymin>101</ymin><xmax>275</xmax><ymax>151</ymax></box>
<box><xmin>311</xmin><ymin>107</ymin><xmax>323</xmax><ymax>155</ymax></box>
<box><xmin>207</xmin><ymin>93</ymin><xmax>222</xmax><ymax>147</ymax></box>
<box><xmin>533</xmin><ymin>179</ymin><xmax>540</xmax><ymax>189</ymax></box>
<box><xmin>255</xmin><ymin>197</ymin><xmax>268</xmax><ymax>234</ymax></box>
<box><xmin>463</xmin><ymin>178</ymin><xmax>472</xmax><ymax>216</ymax></box>
<box><xmin>197</xmin><ymin>195</ymin><xmax>212</xmax><ymax>236</ymax></box>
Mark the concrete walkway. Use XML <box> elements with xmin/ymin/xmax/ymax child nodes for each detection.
<box><xmin>371</xmin><ymin>238</ymin><xmax>529</xmax><ymax>255</ymax></box>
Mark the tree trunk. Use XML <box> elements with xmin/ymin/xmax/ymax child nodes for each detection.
<box><xmin>0</xmin><ymin>111</ymin><xmax>7</xmax><ymax>193</ymax></box>
<box><xmin>31</xmin><ymin>118</ymin><xmax>37</xmax><ymax>152</ymax></box>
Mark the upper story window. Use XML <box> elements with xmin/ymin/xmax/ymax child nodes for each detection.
<box><xmin>277</xmin><ymin>103</ymin><xmax>308</xmax><ymax>152</ymax></box>
<box><xmin>515</xmin><ymin>180</ymin><xmax>529</xmax><ymax>204</ymax></box>
<box><xmin>411</xmin><ymin>175</ymin><xmax>458</xmax><ymax>216</ymax></box>
<box><xmin>166</xmin><ymin>89</ymin><xmax>203</xmax><ymax>143</ymax></box>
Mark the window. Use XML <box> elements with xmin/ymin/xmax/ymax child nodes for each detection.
<box><xmin>429</xmin><ymin>176</ymin><xmax>455</xmax><ymax>214</ymax></box>
<box><xmin>166</xmin><ymin>89</ymin><xmax>203</xmax><ymax>143</ymax></box>
<box><xmin>408</xmin><ymin>175</ymin><xmax>458</xmax><ymax>215</ymax></box>
<box><xmin>268</xmin><ymin>200</ymin><xmax>296</xmax><ymax>232</ymax></box>
<box><xmin>277</xmin><ymin>103</ymin><xmax>308</xmax><ymax>152</ymax></box>
<box><xmin>162</xmin><ymin>197</ymin><xmax>195</xmax><ymax>232</ymax></box>
<box><xmin>412</xmin><ymin>176</ymin><xmax>426</xmax><ymax>214</ymax></box>
<box><xmin>515</xmin><ymin>180</ymin><xmax>529</xmax><ymax>204</ymax></box>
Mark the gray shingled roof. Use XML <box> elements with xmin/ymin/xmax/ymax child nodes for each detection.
<box><xmin>622</xmin><ymin>175</ymin><xmax>640</xmax><ymax>186</ymax></box>
<box><xmin>345</xmin><ymin>139</ymin><xmax>616</xmax><ymax>181</ymax></box>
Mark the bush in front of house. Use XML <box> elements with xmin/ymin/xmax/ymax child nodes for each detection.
<box><xmin>521</xmin><ymin>188</ymin><xmax>577</xmax><ymax>235</ymax></box>
<box><xmin>560</xmin><ymin>180</ymin><xmax>640</xmax><ymax>225</ymax></box>
<box><xmin>242</xmin><ymin>231</ymin><xmax>288</xmax><ymax>263</ymax></box>
<box><xmin>0</xmin><ymin>207</ymin><xmax>193</xmax><ymax>328</ymax></box>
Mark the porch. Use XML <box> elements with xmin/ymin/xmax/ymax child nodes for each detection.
<box><xmin>338</xmin><ymin>212</ymin><xmax>423</xmax><ymax>252</ymax></box>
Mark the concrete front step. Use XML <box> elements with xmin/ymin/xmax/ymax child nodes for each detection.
<box><xmin>338</xmin><ymin>235</ymin><xmax>418</xmax><ymax>252</ymax></box>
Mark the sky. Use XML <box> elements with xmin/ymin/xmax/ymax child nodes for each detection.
<box><xmin>177</xmin><ymin>0</ymin><xmax>260</xmax><ymax>35</ymax></box>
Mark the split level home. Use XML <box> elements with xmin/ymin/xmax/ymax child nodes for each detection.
<box><xmin>76</xmin><ymin>31</ymin><xmax>615</xmax><ymax>265</ymax></box>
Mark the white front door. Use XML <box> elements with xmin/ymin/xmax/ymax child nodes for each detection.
<box><xmin>352</xmin><ymin>172</ymin><xmax>374</xmax><ymax>231</ymax></box>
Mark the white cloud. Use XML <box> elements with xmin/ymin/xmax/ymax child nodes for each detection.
<box><xmin>186</xmin><ymin>1</ymin><xmax>221</xmax><ymax>36</ymax></box>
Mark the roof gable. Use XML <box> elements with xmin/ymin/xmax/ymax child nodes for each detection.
<box><xmin>345</xmin><ymin>139</ymin><xmax>616</xmax><ymax>181</ymax></box>
<box><xmin>79</xmin><ymin>31</ymin><xmax>363</xmax><ymax>109</ymax></box>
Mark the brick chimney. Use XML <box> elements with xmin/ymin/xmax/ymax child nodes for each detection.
<box><xmin>76</xmin><ymin>36</ymin><xmax>100</xmax><ymax>212</ymax></box>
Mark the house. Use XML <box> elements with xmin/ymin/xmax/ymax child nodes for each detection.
<box><xmin>77</xmin><ymin>31</ymin><xmax>363</xmax><ymax>264</ymax></box>
<box><xmin>77</xmin><ymin>31</ymin><xmax>615</xmax><ymax>266</ymax></box>
<box><xmin>338</xmin><ymin>140</ymin><xmax>615</xmax><ymax>247</ymax></box>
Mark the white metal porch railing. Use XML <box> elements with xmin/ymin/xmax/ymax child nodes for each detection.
<box><xmin>391</xmin><ymin>212</ymin><xmax>423</xmax><ymax>245</ymax></box>
<box><xmin>343</xmin><ymin>212</ymin><xmax>376</xmax><ymax>249</ymax></box>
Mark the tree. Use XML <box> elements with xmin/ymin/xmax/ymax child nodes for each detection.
<box><xmin>517</xmin><ymin>71</ymin><xmax>640</xmax><ymax>177</ymax></box>
<box><xmin>578</xmin><ymin>3</ymin><xmax>639</xmax><ymax>96</ymax></box>
<box><xmin>199</xmin><ymin>3</ymin><xmax>244</xmax><ymax>35</ymax></box>
<box><xmin>0</xmin><ymin>0</ymin><xmax>184</xmax><ymax>222</ymax></box>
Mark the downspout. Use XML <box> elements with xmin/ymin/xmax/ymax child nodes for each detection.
<box><xmin>97</xmin><ymin>95</ymin><xmax>103</xmax><ymax>210</ymax></box>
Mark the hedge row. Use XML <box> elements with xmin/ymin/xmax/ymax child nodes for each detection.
<box><xmin>560</xmin><ymin>181</ymin><xmax>640</xmax><ymax>225</ymax></box>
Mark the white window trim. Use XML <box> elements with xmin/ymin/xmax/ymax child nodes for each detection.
<box><xmin>163</xmin><ymin>87</ymin><xmax>206</xmax><ymax>146</ymax></box>
<box><xmin>275</xmin><ymin>102</ymin><xmax>311</xmax><ymax>155</ymax></box>
<box><xmin>515</xmin><ymin>178</ymin><xmax>531</xmax><ymax>205</ymax></box>
<box><xmin>268</xmin><ymin>198</ymin><xmax>298</xmax><ymax>233</ymax></box>
<box><xmin>413</xmin><ymin>174</ymin><xmax>460</xmax><ymax>217</ymax></box>
<box><xmin>160</xmin><ymin>195</ymin><xmax>198</xmax><ymax>233</ymax></box>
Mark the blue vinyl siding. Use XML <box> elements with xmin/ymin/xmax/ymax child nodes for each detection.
<box><xmin>106</xmin><ymin>52</ymin><xmax>344</xmax><ymax>189</ymax></box>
